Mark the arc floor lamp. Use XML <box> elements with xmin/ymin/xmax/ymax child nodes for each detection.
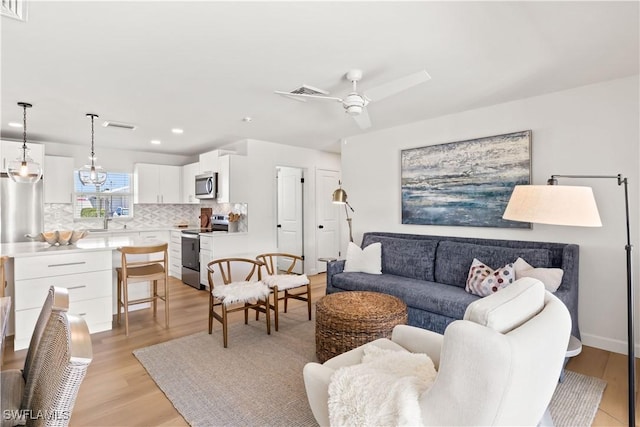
<box><xmin>503</xmin><ymin>174</ymin><xmax>635</xmax><ymax>427</ymax></box>
<box><xmin>332</xmin><ymin>181</ymin><xmax>354</xmax><ymax>242</ymax></box>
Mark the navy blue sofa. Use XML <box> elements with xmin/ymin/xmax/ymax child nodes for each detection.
<box><xmin>327</xmin><ymin>232</ymin><xmax>580</xmax><ymax>339</ymax></box>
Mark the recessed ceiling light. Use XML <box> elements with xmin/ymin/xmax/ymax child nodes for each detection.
<box><xmin>8</xmin><ymin>122</ymin><xmax>22</xmax><ymax>128</ymax></box>
<box><xmin>151</xmin><ymin>140</ymin><xmax>161</xmax><ymax>145</ymax></box>
<box><xmin>242</xmin><ymin>117</ymin><xmax>252</xmax><ymax>122</ymax></box>
<box><xmin>171</xmin><ymin>128</ymin><xmax>184</xmax><ymax>134</ymax></box>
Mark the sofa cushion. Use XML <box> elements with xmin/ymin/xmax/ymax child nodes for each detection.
<box><xmin>362</xmin><ymin>235</ymin><xmax>438</xmax><ymax>281</ymax></box>
<box><xmin>435</xmin><ymin>241</ymin><xmax>552</xmax><ymax>288</ymax></box>
<box><xmin>466</xmin><ymin>258</ymin><xmax>515</xmax><ymax>297</ymax></box>
<box><xmin>344</xmin><ymin>242</ymin><xmax>382</xmax><ymax>274</ymax></box>
<box><xmin>331</xmin><ymin>272</ymin><xmax>480</xmax><ymax>319</ymax></box>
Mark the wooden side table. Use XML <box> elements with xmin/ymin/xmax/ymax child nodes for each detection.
<box><xmin>315</xmin><ymin>291</ymin><xmax>407</xmax><ymax>363</ymax></box>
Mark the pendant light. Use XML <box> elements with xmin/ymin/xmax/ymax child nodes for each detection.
<box><xmin>7</xmin><ymin>102</ymin><xmax>43</xmax><ymax>184</ymax></box>
<box><xmin>77</xmin><ymin>113</ymin><xmax>107</xmax><ymax>186</ymax></box>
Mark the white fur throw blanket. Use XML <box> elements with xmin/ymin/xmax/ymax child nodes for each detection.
<box><xmin>328</xmin><ymin>344</ymin><xmax>437</xmax><ymax>427</ymax></box>
<box><xmin>211</xmin><ymin>281</ymin><xmax>270</xmax><ymax>306</ymax></box>
<box><xmin>262</xmin><ymin>274</ymin><xmax>309</xmax><ymax>290</ymax></box>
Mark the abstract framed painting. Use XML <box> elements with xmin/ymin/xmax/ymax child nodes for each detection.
<box><xmin>401</xmin><ymin>130</ymin><xmax>531</xmax><ymax>228</ymax></box>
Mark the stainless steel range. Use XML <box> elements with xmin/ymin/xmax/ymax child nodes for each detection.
<box><xmin>181</xmin><ymin>214</ymin><xmax>229</xmax><ymax>290</ymax></box>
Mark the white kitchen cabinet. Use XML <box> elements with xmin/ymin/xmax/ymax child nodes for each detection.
<box><xmin>198</xmin><ymin>150</ymin><xmax>219</xmax><ymax>174</ymax></box>
<box><xmin>13</xmin><ymin>250</ymin><xmax>113</xmax><ymax>350</ymax></box>
<box><xmin>200</xmin><ymin>235</ymin><xmax>213</xmax><ymax>287</ymax></box>
<box><xmin>139</xmin><ymin>230</ymin><xmax>170</xmax><ymax>242</ymax></box>
<box><xmin>181</xmin><ymin>162</ymin><xmax>200</xmax><ymax>204</ymax></box>
<box><xmin>217</xmin><ymin>154</ymin><xmax>249</xmax><ymax>203</ymax></box>
<box><xmin>169</xmin><ymin>230</ymin><xmax>182</xmax><ymax>279</ymax></box>
<box><xmin>44</xmin><ymin>155</ymin><xmax>74</xmax><ymax>204</ymax></box>
<box><xmin>1</xmin><ymin>140</ymin><xmax>44</xmax><ymax>174</ymax></box>
<box><xmin>134</xmin><ymin>163</ymin><xmax>181</xmax><ymax>204</ymax></box>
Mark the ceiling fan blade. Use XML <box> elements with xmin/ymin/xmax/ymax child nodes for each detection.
<box><xmin>352</xmin><ymin>107</ymin><xmax>372</xmax><ymax>129</ymax></box>
<box><xmin>274</xmin><ymin>91</ymin><xmax>343</xmax><ymax>102</ymax></box>
<box><xmin>363</xmin><ymin>70</ymin><xmax>431</xmax><ymax>102</ymax></box>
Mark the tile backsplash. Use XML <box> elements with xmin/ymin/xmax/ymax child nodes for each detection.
<box><xmin>44</xmin><ymin>202</ymin><xmax>248</xmax><ymax>231</ymax></box>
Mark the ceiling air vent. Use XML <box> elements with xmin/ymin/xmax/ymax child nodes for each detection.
<box><xmin>102</xmin><ymin>121</ymin><xmax>137</xmax><ymax>131</ymax></box>
<box><xmin>280</xmin><ymin>84</ymin><xmax>329</xmax><ymax>102</ymax></box>
<box><xmin>2</xmin><ymin>0</ymin><xmax>28</xmax><ymax>21</ymax></box>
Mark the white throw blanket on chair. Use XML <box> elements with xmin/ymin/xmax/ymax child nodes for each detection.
<box><xmin>328</xmin><ymin>344</ymin><xmax>437</xmax><ymax>427</ymax></box>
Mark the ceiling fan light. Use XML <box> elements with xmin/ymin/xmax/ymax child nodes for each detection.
<box><xmin>346</xmin><ymin>105</ymin><xmax>362</xmax><ymax>116</ymax></box>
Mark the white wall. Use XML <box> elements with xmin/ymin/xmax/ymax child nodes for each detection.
<box><xmin>232</xmin><ymin>139</ymin><xmax>341</xmax><ymax>274</ymax></box>
<box><xmin>342</xmin><ymin>75</ymin><xmax>640</xmax><ymax>355</ymax></box>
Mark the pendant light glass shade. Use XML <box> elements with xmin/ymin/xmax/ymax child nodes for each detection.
<box><xmin>7</xmin><ymin>102</ymin><xmax>43</xmax><ymax>184</ymax></box>
<box><xmin>78</xmin><ymin>113</ymin><xmax>107</xmax><ymax>186</ymax></box>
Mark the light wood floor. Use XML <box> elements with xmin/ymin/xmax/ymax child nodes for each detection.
<box><xmin>2</xmin><ymin>274</ymin><xmax>636</xmax><ymax>426</ymax></box>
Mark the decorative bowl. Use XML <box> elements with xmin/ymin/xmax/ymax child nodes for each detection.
<box><xmin>26</xmin><ymin>230</ymin><xmax>88</xmax><ymax>246</ymax></box>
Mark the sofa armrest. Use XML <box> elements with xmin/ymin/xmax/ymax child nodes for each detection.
<box><xmin>392</xmin><ymin>324</ymin><xmax>444</xmax><ymax>369</ymax></box>
<box><xmin>326</xmin><ymin>260</ymin><xmax>345</xmax><ymax>294</ymax></box>
<box><xmin>556</xmin><ymin>244</ymin><xmax>580</xmax><ymax>339</ymax></box>
<box><xmin>303</xmin><ymin>362</ymin><xmax>334</xmax><ymax>427</ymax></box>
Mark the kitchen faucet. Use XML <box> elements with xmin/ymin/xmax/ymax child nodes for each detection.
<box><xmin>103</xmin><ymin>197</ymin><xmax>111</xmax><ymax>230</ymax></box>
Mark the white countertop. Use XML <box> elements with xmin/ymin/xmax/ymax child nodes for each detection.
<box><xmin>0</xmin><ymin>230</ymin><xmax>248</xmax><ymax>257</ymax></box>
<box><xmin>0</xmin><ymin>236</ymin><xmax>163</xmax><ymax>258</ymax></box>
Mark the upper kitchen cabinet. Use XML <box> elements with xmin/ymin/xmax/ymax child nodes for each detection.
<box><xmin>0</xmin><ymin>140</ymin><xmax>44</xmax><ymax>174</ymax></box>
<box><xmin>134</xmin><ymin>163</ymin><xmax>181</xmax><ymax>204</ymax></box>
<box><xmin>44</xmin><ymin>156</ymin><xmax>74</xmax><ymax>203</ymax></box>
<box><xmin>181</xmin><ymin>162</ymin><xmax>200</xmax><ymax>204</ymax></box>
<box><xmin>217</xmin><ymin>154</ymin><xmax>248</xmax><ymax>203</ymax></box>
<box><xmin>198</xmin><ymin>150</ymin><xmax>219</xmax><ymax>174</ymax></box>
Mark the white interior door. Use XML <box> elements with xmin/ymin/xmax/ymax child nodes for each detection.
<box><xmin>277</xmin><ymin>167</ymin><xmax>303</xmax><ymax>273</ymax></box>
<box><xmin>315</xmin><ymin>169</ymin><xmax>341</xmax><ymax>273</ymax></box>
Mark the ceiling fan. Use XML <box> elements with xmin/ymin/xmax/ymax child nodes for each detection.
<box><xmin>275</xmin><ymin>69</ymin><xmax>431</xmax><ymax>129</ymax></box>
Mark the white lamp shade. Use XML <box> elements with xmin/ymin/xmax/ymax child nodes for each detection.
<box><xmin>503</xmin><ymin>185</ymin><xmax>602</xmax><ymax>227</ymax></box>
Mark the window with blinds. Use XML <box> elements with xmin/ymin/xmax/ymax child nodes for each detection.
<box><xmin>73</xmin><ymin>172</ymin><xmax>133</xmax><ymax>219</ymax></box>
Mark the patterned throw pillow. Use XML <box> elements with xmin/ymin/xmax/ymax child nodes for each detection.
<box><xmin>466</xmin><ymin>258</ymin><xmax>515</xmax><ymax>297</ymax></box>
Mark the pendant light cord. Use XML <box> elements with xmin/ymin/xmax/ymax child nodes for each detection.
<box><xmin>21</xmin><ymin>103</ymin><xmax>27</xmax><ymax>162</ymax></box>
<box><xmin>90</xmin><ymin>114</ymin><xmax>95</xmax><ymax>167</ymax></box>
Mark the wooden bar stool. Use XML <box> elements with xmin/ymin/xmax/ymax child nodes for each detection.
<box><xmin>116</xmin><ymin>243</ymin><xmax>169</xmax><ymax>336</ymax></box>
<box><xmin>0</xmin><ymin>256</ymin><xmax>8</xmax><ymax>298</ymax></box>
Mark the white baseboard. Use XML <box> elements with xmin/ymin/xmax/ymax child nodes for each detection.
<box><xmin>581</xmin><ymin>332</ymin><xmax>640</xmax><ymax>357</ymax></box>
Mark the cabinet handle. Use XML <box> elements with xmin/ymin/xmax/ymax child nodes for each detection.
<box><xmin>77</xmin><ymin>313</ymin><xmax>87</xmax><ymax>316</ymax></box>
<box><xmin>67</xmin><ymin>285</ymin><xmax>87</xmax><ymax>290</ymax></box>
<box><xmin>70</xmin><ymin>193</ymin><xmax>73</xmax><ymax>203</ymax></box>
<box><xmin>48</xmin><ymin>261</ymin><xmax>87</xmax><ymax>268</ymax></box>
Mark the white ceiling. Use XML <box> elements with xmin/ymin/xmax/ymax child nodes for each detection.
<box><xmin>1</xmin><ymin>1</ymin><xmax>638</xmax><ymax>155</ymax></box>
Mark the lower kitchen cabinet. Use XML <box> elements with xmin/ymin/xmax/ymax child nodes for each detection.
<box><xmin>13</xmin><ymin>250</ymin><xmax>113</xmax><ymax>350</ymax></box>
<box><xmin>169</xmin><ymin>230</ymin><xmax>182</xmax><ymax>279</ymax></box>
<box><xmin>199</xmin><ymin>235</ymin><xmax>213</xmax><ymax>286</ymax></box>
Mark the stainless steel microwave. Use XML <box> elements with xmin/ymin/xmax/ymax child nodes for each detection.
<box><xmin>195</xmin><ymin>172</ymin><xmax>218</xmax><ymax>199</ymax></box>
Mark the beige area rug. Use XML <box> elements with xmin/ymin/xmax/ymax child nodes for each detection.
<box><xmin>134</xmin><ymin>306</ymin><xmax>605</xmax><ymax>427</ymax></box>
<box><xmin>549</xmin><ymin>370</ymin><xmax>606</xmax><ymax>427</ymax></box>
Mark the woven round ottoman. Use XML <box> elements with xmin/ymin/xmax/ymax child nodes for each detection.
<box><xmin>315</xmin><ymin>291</ymin><xmax>408</xmax><ymax>363</ymax></box>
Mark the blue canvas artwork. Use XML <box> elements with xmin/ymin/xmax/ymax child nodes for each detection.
<box><xmin>401</xmin><ymin>130</ymin><xmax>531</xmax><ymax>228</ymax></box>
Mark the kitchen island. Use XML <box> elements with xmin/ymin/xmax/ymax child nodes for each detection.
<box><xmin>1</xmin><ymin>228</ymin><xmax>253</xmax><ymax>350</ymax></box>
<box><xmin>0</xmin><ymin>235</ymin><xmax>165</xmax><ymax>350</ymax></box>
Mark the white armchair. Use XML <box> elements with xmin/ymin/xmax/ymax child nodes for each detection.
<box><xmin>303</xmin><ymin>278</ymin><xmax>571</xmax><ymax>426</ymax></box>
